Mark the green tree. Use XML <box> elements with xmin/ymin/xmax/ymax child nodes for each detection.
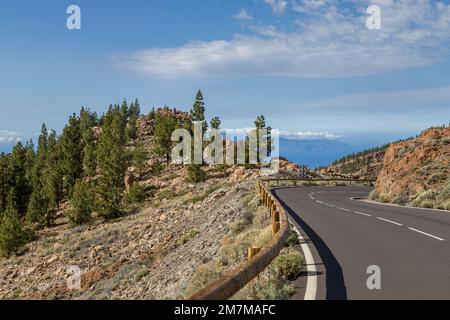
<box><xmin>27</xmin><ymin>124</ymin><xmax>51</xmax><ymax>225</ymax></box>
<box><xmin>0</xmin><ymin>153</ymin><xmax>9</xmax><ymax>214</ymax></box>
<box><xmin>190</xmin><ymin>90</ymin><xmax>208</xmax><ymax>134</ymax></box>
<box><xmin>8</xmin><ymin>143</ymin><xmax>31</xmax><ymax>216</ymax></box>
<box><xmin>0</xmin><ymin>207</ymin><xmax>31</xmax><ymax>257</ymax></box>
<box><xmin>80</xmin><ymin>107</ymin><xmax>97</xmax><ymax>177</ymax></box>
<box><xmin>60</xmin><ymin>114</ymin><xmax>83</xmax><ymax>196</ymax></box>
<box><xmin>95</xmin><ymin>105</ymin><xmax>127</xmax><ymax>219</ymax></box>
<box><xmin>154</xmin><ymin>111</ymin><xmax>177</xmax><ymax>164</ymax></box>
<box><xmin>126</xmin><ymin>99</ymin><xmax>141</xmax><ymax>141</ymax></box>
<box><xmin>132</xmin><ymin>140</ymin><xmax>147</xmax><ymax>177</ymax></box>
<box><xmin>210</xmin><ymin>117</ymin><xmax>221</xmax><ymax>130</ymax></box>
<box><xmin>65</xmin><ymin>180</ymin><xmax>94</xmax><ymax>227</ymax></box>
<box><xmin>186</xmin><ymin>90</ymin><xmax>208</xmax><ymax>183</ymax></box>
<box><xmin>44</xmin><ymin>130</ymin><xmax>64</xmax><ymax>214</ymax></box>
<box><xmin>254</xmin><ymin>114</ymin><xmax>272</xmax><ymax>161</ymax></box>
<box><xmin>23</xmin><ymin>140</ymin><xmax>35</xmax><ymax>182</ymax></box>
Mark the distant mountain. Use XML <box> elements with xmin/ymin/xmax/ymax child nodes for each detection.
<box><xmin>278</xmin><ymin>138</ymin><xmax>357</xmax><ymax>168</ymax></box>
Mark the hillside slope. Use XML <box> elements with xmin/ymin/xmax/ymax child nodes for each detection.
<box><xmin>321</xmin><ymin>146</ymin><xmax>387</xmax><ymax>179</ymax></box>
<box><xmin>373</xmin><ymin>127</ymin><xmax>450</xmax><ymax>209</ymax></box>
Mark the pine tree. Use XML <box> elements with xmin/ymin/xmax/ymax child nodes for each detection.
<box><xmin>154</xmin><ymin>111</ymin><xmax>177</xmax><ymax>164</ymax></box>
<box><xmin>24</xmin><ymin>140</ymin><xmax>35</xmax><ymax>182</ymax></box>
<box><xmin>60</xmin><ymin>114</ymin><xmax>83</xmax><ymax>196</ymax></box>
<box><xmin>254</xmin><ymin>114</ymin><xmax>272</xmax><ymax>161</ymax></box>
<box><xmin>132</xmin><ymin>140</ymin><xmax>147</xmax><ymax>177</ymax></box>
<box><xmin>7</xmin><ymin>143</ymin><xmax>31</xmax><ymax>216</ymax></box>
<box><xmin>0</xmin><ymin>153</ymin><xmax>9</xmax><ymax>214</ymax></box>
<box><xmin>44</xmin><ymin>130</ymin><xmax>64</xmax><ymax>214</ymax></box>
<box><xmin>190</xmin><ymin>90</ymin><xmax>208</xmax><ymax>134</ymax></box>
<box><xmin>27</xmin><ymin>124</ymin><xmax>51</xmax><ymax>225</ymax></box>
<box><xmin>210</xmin><ymin>117</ymin><xmax>221</xmax><ymax>130</ymax></box>
<box><xmin>186</xmin><ymin>90</ymin><xmax>208</xmax><ymax>182</ymax></box>
<box><xmin>80</xmin><ymin>107</ymin><xmax>97</xmax><ymax>177</ymax></box>
<box><xmin>0</xmin><ymin>207</ymin><xmax>29</xmax><ymax>257</ymax></box>
<box><xmin>126</xmin><ymin>99</ymin><xmax>141</xmax><ymax>141</ymax></box>
<box><xmin>95</xmin><ymin>105</ymin><xmax>127</xmax><ymax>219</ymax></box>
<box><xmin>65</xmin><ymin>180</ymin><xmax>94</xmax><ymax>227</ymax></box>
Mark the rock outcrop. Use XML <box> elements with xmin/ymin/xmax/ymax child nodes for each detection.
<box><xmin>374</xmin><ymin>127</ymin><xmax>450</xmax><ymax>208</ymax></box>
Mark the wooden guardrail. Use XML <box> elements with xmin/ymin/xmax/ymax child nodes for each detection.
<box><xmin>188</xmin><ymin>177</ymin><xmax>375</xmax><ymax>300</ymax></box>
<box><xmin>187</xmin><ymin>180</ymin><xmax>290</xmax><ymax>300</ymax></box>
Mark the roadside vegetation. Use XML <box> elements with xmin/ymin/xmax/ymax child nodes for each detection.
<box><xmin>184</xmin><ymin>185</ymin><xmax>305</xmax><ymax>300</ymax></box>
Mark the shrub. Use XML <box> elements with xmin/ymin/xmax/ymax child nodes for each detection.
<box><xmin>186</xmin><ymin>164</ymin><xmax>207</xmax><ymax>183</ymax></box>
<box><xmin>378</xmin><ymin>193</ymin><xmax>392</xmax><ymax>203</ymax></box>
<box><xmin>135</xmin><ymin>267</ymin><xmax>150</xmax><ymax>282</ymax></box>
<box><xmin>176</xmin><ymin>229</ymin><xmax>200</xmax><ymax>247</ymax></box>
<box><xmin>0</xmin><ymin>208</ymin><xmax>33</xmax><ymax>257</ymax></box>
<box><xmin>271</xmin><ymin>249</ymin><xmax>304</xmax><ymax>281</ymax></box>
<box><xmin>184</xmin><ymin>264</ymin><xmax>223</xmax><ymax>297</ymax></box>
<box><xmin>151</xmin><ymin>161</ymin><xmax>164</xmax><ymax>175</ymax></box>
<box><xmin>124</xmin><ymin>184</ymin><xmax>147</xmax><ymax>204</ymax></box>
<box><xmin>65</xmin><ymin>180</ymin><xmax>94</xmax><ymax>227</ymax></box>
<box><xmin>413</xmin><ymin>190</ymin><xmax>437</xmax><ymax>207</ymax></box>
<box><xmin>285</xmin><ymin>229</ymin><xmax>300</xmax><ymax>247</ymax></box>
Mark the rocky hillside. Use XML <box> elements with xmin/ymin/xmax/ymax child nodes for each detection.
<box><xmin>0</xmin><ymin>107</ymin><xmax>303</xmax><ymax>299</ymax></box>
<box><xmin>321</xmin><ymin>145</ymin><xmax>388</xmax><ymax>179</ymax></box>
<box><xmin>372</xmin><ymin>126</ymin><xmax>450</xmax><ymax>209</ymax></box>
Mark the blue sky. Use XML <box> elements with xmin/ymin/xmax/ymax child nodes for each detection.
<box><xmin>1</xmin><ymin>0</ymin><xmax>450</xmax><ymax>149</ymax></box>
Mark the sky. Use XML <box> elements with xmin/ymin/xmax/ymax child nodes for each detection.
<box><xmin>1</xmin><ymin>0</ymin><xmax>450</xmax><ymax>149</ymax></box>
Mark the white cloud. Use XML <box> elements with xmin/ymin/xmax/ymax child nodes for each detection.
<box><xmin>264</xmin><ymin>0</ymin><xmax>288</xmax><ymax>16</ymax></box>
<box><xmin>276</xmin><ymin>130</ymin><xmax>339</xmax><ymax>140</ymax></box>
<box><xmin>222</xmin><ymin>128</ymin><xmax>338</xmax><ymax>140</ymax></box>
<box><xmin>114</xmin><ymin>0</ymin><xmax>450</xmax><ymax>79</ymax></box>
<box><xmin>234</xmin><ymin>9</ymin><xmax>253</xmax><ymax>21</ymax></box>
<box><xmin>0</xmin><ymin>130</ymin><xmax>21</xmax><ymax>144</ymax></box>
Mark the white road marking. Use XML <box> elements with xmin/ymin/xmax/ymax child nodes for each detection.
<box><xmin>376</xmin><ymin>217</ymin><xmax>403</xmax><ymax>226</ymax></box>
<box><xmin>309</xmin><ymin>193</ymin><xmax>315</xmax><ymax>200</ymax></box>
<box><xmin>408</xmin><ymin>227</ymin><xmax>445</xmax><ymax>241</ymax></box>
<box><xmin>337</xmin><ymin>207</ymin><xmax>351</xmax><ymax>212</ymax></box>
<box><xmin>291</xmin><ymin>223</ymin><xmax>317</xmax><ymax>300</ymax></box>
<box><xmin>353</xmin><ymin>211</ymin><xmax>372</xmax><ymax>217</ymax></box>
<box><xmin>316</xmin><ymin>200</ymin><xmax>324</xmax><ymax>204</ymax></box>
<box><xmin>325</xmin><ymin>204</ymin><xmax>335</xmax><ymax>208</ymax></box>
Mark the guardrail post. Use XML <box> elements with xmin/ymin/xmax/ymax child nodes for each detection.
<box><xmin>248</xmin><ymin>247</ymin><xmax>261</xmax><ymax>259</ymax></box>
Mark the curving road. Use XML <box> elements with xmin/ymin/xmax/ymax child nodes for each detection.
<box><xmin>274</xmin><ymin>186</ymin><xmax>450</xmax><ymax>300</ymax></box>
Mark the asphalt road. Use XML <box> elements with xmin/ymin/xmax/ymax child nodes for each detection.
<box><xmin>274</xmin><ymin>186</ymin><xmax>450</xmax><ymax>300</ymax></box>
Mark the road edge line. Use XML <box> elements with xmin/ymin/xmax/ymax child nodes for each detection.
<box><xmin>291</xmin><ymin>222</ymin><xmax>317</xmax><ymax>300</ymax></box>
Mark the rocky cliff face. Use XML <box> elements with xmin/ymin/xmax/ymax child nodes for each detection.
<box><xmin>374</xmin><ymin>127</ymin><xmax>450</xmax><ymax>209</ymax></box>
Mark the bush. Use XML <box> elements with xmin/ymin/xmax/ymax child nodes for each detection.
<box><xmin>271</xmin><ymin>250</ymin><xmax>304</xmax><ymax>281</ymax></box>
<box><xmin>186</xmin><ymin>164</ymin><xmax>207</xmax><ymax>183</ymax></box>
<box><xmin>184</xmin><ymin>264</ymin><xmax>223</xmax><ymax>297</ymax></box>
<box><xmin>285</xmin><ymin>229</ymin><xmax>300</xmax><ymax>247</ymax></box>
<box><xmin>65</xmin><ymin>180</ymin><xmax>94</xmax><ymax>227</ymax></box>
<box><xmin>135</xmin><ymin>267</ymin><xmax>150</xmax><ymax>282</ymax></box>
<box><xmin>234</xmin><ymin>270</ymin><xmax>296</xmax><ymax>300</ymax></box>
<box><xmin>125</xmin><ymin>184</ymin><xmax>147</xmax><ymax>204</ymax></box>
<box><xmin>413</xmin><ymin>190</ymin><xmax>437</xmax><ymax>208</ymax></box>
<box><xmin>0</xmin><ymin>208</ymin><xmax>33</xmax><ymax>257</ymax></box>
<box><xmin>151</xmin><ymin>161</ymin><xmax>164</xmax><ymax>175</ymax></box>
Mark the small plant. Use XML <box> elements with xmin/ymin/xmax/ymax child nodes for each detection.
<box><xmin>0</xmin><ymin>208</ymin><xmax>34</xmax><ymax>257</ymax></box>
<box><xmin>151</xmin><ymin>161</ymin><xmax>164</xmax><ymax>175</ymax></box>
<box><xmin>271</xmin><ymin>249</ymin><xmax>304</xmax><ymax>281</ymax></box>
<box><xmin>135</xmin><ymin>267</ymin><xmax>150</xmax><ymax>282</ymax></box>
<box><xmin>124</xmin><ymin>184</ymin><xmax>147</xmax><ymax>204</ymax></box>
<box><xmin>176</xmin><ymin>229</ymin><xmax>200</xmax><ymax>247</ymax></box>
<box><xmin>184</xmin><ymin>264</ymin><xmax>223</xmax><ymax>297</ymax></box>
<box><xmin>285</xmin><ymin>229</ymin><xmax>300</xmax><ymax>247</ymax></box>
